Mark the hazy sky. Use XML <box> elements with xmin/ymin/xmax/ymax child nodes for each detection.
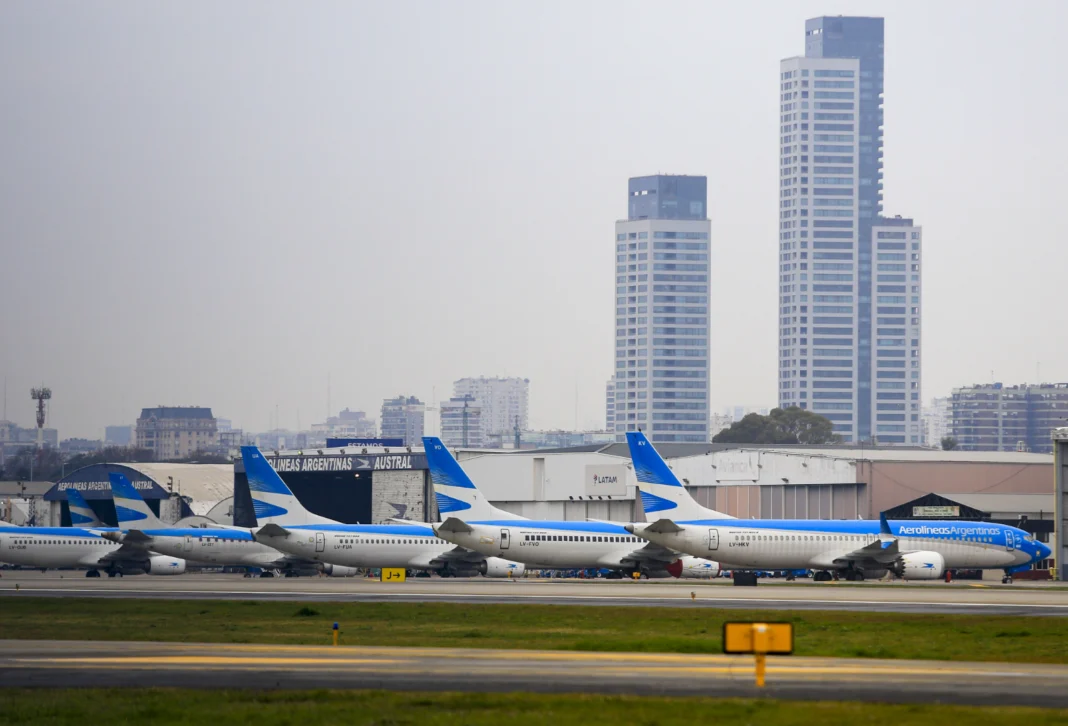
<box><xmin>2</xmin><ymin>1</ymin><xmax>1066</xmax><ymax>439</ymax></box>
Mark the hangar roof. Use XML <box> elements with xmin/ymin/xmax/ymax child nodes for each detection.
<box><xmin>462</xmin><ymin>443</ymin><xmax>1052</xmax><ymax>465</ymax></box>
<box><xmin>49</xmin><ymin>463</ymin><xmax>232</xmax><ymax>503</ymax></box>
<box><xmin>121</xmin><ymin>463</ymin><xmax>232</xmax><ymax>502</ymax></box>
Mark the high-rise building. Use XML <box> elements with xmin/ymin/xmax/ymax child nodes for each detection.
<box><xmin>779</xmin><ymin>17</ymin><xmax>922</xmax><ymax>444</ymax></box>
<box><xmin>104</xmin><ymin>425</ymin><xmax>133</xmax><ymax>446</ymax></box>
<box><xmin>380</xmin><ymin>395</ymin><xmax>426</xmax><ymax>445</ymax></box>
<box><xmin>136</xmin><ymin>406</ymin><xmax>217</xmax><ymax>460</ymax></box>
<box><xmin>922</xmin><ymin>396</ymin><xmax>951</xmax><ymax>448</ymax></box>
<box><xmin>614</xmin><ymin>175</ymin><xmax>711</xmax><ymax>443</ymax></box>
<box><xmin>439</xmin><ymin>396</ymin><xmax>484</xmax><ymax>448</ymax></box>
<box><xmin>605</xmin><ymin>377</ymin><xmax>616</xmax><ymax>431</ymax></box>
<box><xmin>951</xmin><ymin>383</ymin><xmax>1068</xmax><ymax>454</ymax></box>
<box><xmin>452</xmin><ymin>377</ymin><xmax>528</xmax><ymax>437</ymax></box>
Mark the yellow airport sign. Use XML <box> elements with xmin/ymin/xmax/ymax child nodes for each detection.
<box><xmin>723</xmin><ymin>621</ymin><xmax>794</xmax><ymax>654</ymax></box>
<box><xmin>381</xmin><ymin>568</ymin><xmax>407</xmax><ymax>582</ymax></box>
<box><xmin>722</xmin><ymin>621</ymin><xmax>794</xmax><ymax>688</ymax></box>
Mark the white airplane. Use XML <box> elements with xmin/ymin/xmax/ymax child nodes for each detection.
<box><xmin>0</xmin><ymin>485</ymin><xmax>185</xmax><ymax>578</ymax></box>
<box><xmin>623</xmin><ymin>431</ymin><xmax>1052</xmax><ymax>583</ymax></box>
<box><xmin>242</xmin><ymin>446</ymin><xmax>525</xmax><ymax>578</ymax></box>
<box><xmin>65</xmin><ymin>488</ymin><xmax>103</xmax><ymax>527</ymax></box>
<box><xmin>100</xmin><ymin>472</ymin><xmax>359</xmax><ymax>577</ymax></box>
<box><xmin>424</xmin><ymin>437</ymin><xmax>720</xmax><ymax>579</ymax></box>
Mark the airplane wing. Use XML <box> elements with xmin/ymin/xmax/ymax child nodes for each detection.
<box><xmin>431</xmin><ymin>545</ymin><xmax>487</xmax><ymax>565</ymax></box>
<box><xmin>617</xmin><ymin>541</ymin><xmax>681</xmax><ymax>566</ymax></box>
<box><xmin>96</xmin><ymin>540</ymin><xmax>154</xmax><ymax>564</ymax></box>
<box><xmin>831</xmin><ymin>516</ymin><xmax>905</xmax><ymax>566</ymax></box>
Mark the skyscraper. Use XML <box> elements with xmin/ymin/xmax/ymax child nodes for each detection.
<box><xmin>779</xmin><ymin>17</ymin><xmax>922</xmax><ymax>444</ymax></box>
<box><xmin>614</xmin><ymin>175</ymin><xmax>711</xmax><ymax>443</ymax></box>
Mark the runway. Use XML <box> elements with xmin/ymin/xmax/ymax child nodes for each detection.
<box><xmin>2</xmin><ymin>639</ymin><xmax>1066</xmax><ymax>707</ymax></box>
<box><xmin>0</xmin><ymin>572</ymin><xmax>1066</xmax><ymax>616</ymax></box>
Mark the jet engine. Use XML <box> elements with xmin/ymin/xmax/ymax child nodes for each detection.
<box><xmin>321</xmin><ymin>564</ymin><xmax>360</xmax><ymax>578</ymax></box>
<box><xmin>667</xmin><ymin>557</ymin><xmax>721</xmax><ymax>579</ymax></box>
<box><xmin>891</xmin><ymin>551</ymin><xmax>944</xmax><ymax>580</ymax></box>
<box><xmin>146</xmin><ymin>555</ymin><xmax>187</xmax><ymax>575</ymax></box>
<box><xmin>478</xmin><ymin>557</ymin><xmax>526</xmax><ymax>578</ymax></box>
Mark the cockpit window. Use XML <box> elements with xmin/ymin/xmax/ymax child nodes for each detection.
<box><xmin>1024</xmin><ymin>535</ymin><xmax>1034</xmax><ymax>543</ymax></box>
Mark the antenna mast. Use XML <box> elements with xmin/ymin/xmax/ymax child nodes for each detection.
<box><xmin>30</xmin><ymin>387</ymin><xmax>51</xmax><ymax>449</ymax></box>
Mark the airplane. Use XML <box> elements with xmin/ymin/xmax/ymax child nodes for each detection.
<box><xmin>100</xmin><ymin>472</ymin><xmax>358</xmax><ymax>577</ymax></box>
<box><xmin>424</xmin><ymin>437</ymin><xmax>720</xmax><ymax>579</ymax></box>
<box><xmin>241</xmin><ymin>445</ymin><xmax>526</xmax><ymax>578</ymax></box>
<box><xmin>65</xmin><ymin>488</ymin><xmax>102</xmax><ymax>527</ymax></box>
<box><xmin>0</xmin><ymin>484</ymin><xmax>185</xmax><ymax>577</ymax></box>
<box><xmin>623</xmin><ymin>431</ymin><xmax>1052</xmax><ymax>584</ymax></box>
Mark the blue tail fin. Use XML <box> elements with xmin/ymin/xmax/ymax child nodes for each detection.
<box><xmin>625</xmin><ymin>431</ymin><xmax>733</xmax><ymax>521</ymax></box>
<box><xmin>240</xmin><ymin>446</ymin><xmax>338</xmax><ymax>525</ymax></box>
<box><xmin>65</xmin><ymin>488</ymin><xmax>102</xmax><ymax>527</ymax></box>
<box><xmin>423</xmin><ymin>437</ymin><xmax>521</xmax><ymax>521</ymax></box>
<box><xmin>109</xmin><ymin>472</ymin><xmax>165</xmax><ymax>527</ymax></box>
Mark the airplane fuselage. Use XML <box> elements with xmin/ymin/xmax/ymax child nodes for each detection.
<box><xmin>436</xmin><ymin>520</ymin><xmax>701</xmax><ymax>575</ymax></box>
<box><xmin>630</xmin><ymin>519</ymin><xmax>1039</xmax><ymax>572</ymax></box>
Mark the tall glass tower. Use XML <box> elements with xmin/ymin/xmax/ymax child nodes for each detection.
<box><xmin>806</xmin><ymin>17</ymin><xmax>884</xmax><ymax>442</ymax></box>
<box><xmin>614</xmin><ymin>175</ymin><xmax>711</xmax><ymax>443</ymax></box>
<box><xmin>779</xmin><ymin>17</ymin><xmax>922</xmax><ymax>444</ymax></box>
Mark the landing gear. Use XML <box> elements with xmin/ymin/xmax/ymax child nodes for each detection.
<box><xmin>86</xmin><ymin>570</ymin><xmax>101</xmax><ymax>578</ymax></box>
<box><xmin>813</xmin><ymin>570</ymin><xmax>833</xmax><ymax>582</ymax></box>
<box><xmin>1002</xmin><ymin>575</ymin><xmax>1013</xmax><ymax>585</ymax></box>
<box><xmin>843</xmin><ymin>570</ymin><xmax>865</xmax><ymax>582</ymax></box>
<box><xmin>258</xmin><ymin>571</ymin><xmax>275</xmax><ymax>578</ymax></box>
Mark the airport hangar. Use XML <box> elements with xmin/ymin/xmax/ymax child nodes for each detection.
<box><xmin>35</xmin><ymin>444</ymin><xmax>1055</xmax><ymax>568</ymax></box>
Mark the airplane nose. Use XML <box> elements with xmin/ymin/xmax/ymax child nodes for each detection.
<box><xmin>1038</xmin><ymin>543</ymin><xmax>1052</xmax><ymax>561</ymax></box>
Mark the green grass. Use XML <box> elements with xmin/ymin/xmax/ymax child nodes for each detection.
<box><xmin>0</xmin><ymin>597</ymin><xmax>1066</xmax><ymax>664</ymax></box>
<box><xmin>1</xmin><ymin>689</ymin><xmax>1067</xmax><ymax>725</ymax></box>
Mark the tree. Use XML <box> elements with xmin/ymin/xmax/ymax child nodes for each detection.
<box><xmin>769</xmin><ymin>406</ymin><xmax>839</xmax><ymax>445</ymax></box>
<box><xmin>712</xmin><ymin>407</ymin><xmax>839</xmax><ymax>445</ymax></box>
<box><xmin>941</xmin><ymin>436</ymin><xmax>959</xmax><ymax>451</ymax></box>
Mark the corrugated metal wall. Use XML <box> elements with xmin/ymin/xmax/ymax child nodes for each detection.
<box><xmin>688</xmin><ymin>483</ymin><xmax>866</xmax><ymax>519</ymax></box>
<box><xmin>371</xmin><ymin>470</ymin><xmax>426</xmax><ymax>524</ymax></box>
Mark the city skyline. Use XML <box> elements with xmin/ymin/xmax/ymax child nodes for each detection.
<box><xmin>2</xmin><ymin>2</ymin><xmax>1066</xmax><ymax>439</ymax></box>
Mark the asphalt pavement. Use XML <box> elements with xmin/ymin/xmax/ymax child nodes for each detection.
<box><xmin>1</xmin><ymin>572</ymin><xmax>1066</xmax><ymax>616</ymax></box>
<box><xmin>1</xmin><ymin>639</ymin><xmax>1066</xmax><ymax>707</ymax></box>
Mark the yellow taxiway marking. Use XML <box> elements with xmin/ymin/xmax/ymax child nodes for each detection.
<box><xmin>20</xmin><ymin>656</ymin><xmax>401</xmax><ymax>667</ymax></box>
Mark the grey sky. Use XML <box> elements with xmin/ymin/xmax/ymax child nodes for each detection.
<box><xmin>2</xmin><ymin>1</ymin><xmax>1065</xmax><ymax>439</ymax></box>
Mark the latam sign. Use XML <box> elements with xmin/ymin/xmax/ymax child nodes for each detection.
<box><xmin>585</xmin><ymin>465</ymin><xmax>628</xmax><ymax>496</ymax></box>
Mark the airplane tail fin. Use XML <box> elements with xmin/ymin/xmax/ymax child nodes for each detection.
<box><xmin>108</xmin><ymin>473</ymin><xmax>165</xmax><ymax>528</ymax></box>
<box><xmin>240</xmin><ymin>445</ymin><xmax>339</xmax><ymax>525</ymax></box>
<box><xmin>422</xmin><ymin>437</ymin><xmax>523</xmax><ymax>521</ymax></box>
<box><xmin>625</xmin><ymin>431</ymin><xmax>733</xmax><ymax>521</ymax></box>
<box><xmin>65</xmin><ymin>488</ymin><xmax>102</xmax><ymax>527</ymax></box>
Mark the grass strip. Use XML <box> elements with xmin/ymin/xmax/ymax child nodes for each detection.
<box><xmin>1</xmin><ymin>689</ymin><xmax>1067</xmax><ymax>726</ymax></box>
<box><xmin>0</xmin><ymin>598</ymin><xmax>1064</xmax><ymax>664</ymax></box>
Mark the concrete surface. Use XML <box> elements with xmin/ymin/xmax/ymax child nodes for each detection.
<box><xmin>1</xmin><ymin>639</ymin><xmax>1066</xmax><ymax>707</ymax></box>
